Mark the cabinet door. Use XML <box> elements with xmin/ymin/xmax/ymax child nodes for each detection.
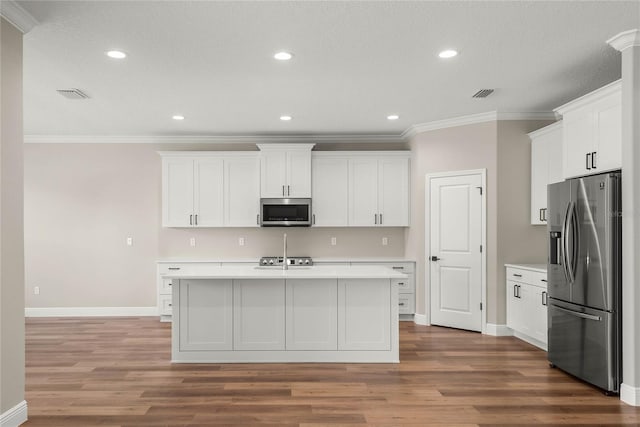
<box><xmin>563</xmin><ymin>111</ymin><xmax>595</xmax><ymax>179</ymax></box>
<box><xmin>225</xmin><ymin>156</ymin><xmax>260</xmax><ymax>227</ymax></box>
<box><xmin>547</xmin><ymin>128</ymin><xmax>563</xmax><ymax>185</ymax></box>
<box><xmin>286</xmin><ymin>150</ymin><xmax>312</xmax><ymax>197</ymax></box>
<box><xmin>194</xmin><ymin>158</ymin><xmax>224</xmax><ymax>227</ymax></box>
<box><xmin>285</xmin><ymin>279</ymin><xmax>337</xmax><ymax>350</ymax></box>
<box><xmin>338</xmin><ymin>279</ymin><xmax>390</xmax><ymax>350</ymax></box>
<box><xmin>506</xmin><ymin>281</ymin><xmax>524</xmax><ymax>333</ymax></box>
<box><xmin>531</xmin><ymin>136</ymin><xmax>549</xmax><ymax>225</ymax></box>
<box><xmin>348</xmin><ymin>158</ymin><xmax>378</xmax><ymax>226</ymax></box>
<box><xmin>178</xmin><ymin>279</ymin><xmax>233</xmax><ymax>351</ymax></box>
<box><xmin>378</xmin><ymin>158</ymin><xmax>409</xmax><ymax>226</ymax></box>
<box><xmin>530</xmin><ymin>286</ymin><xmax>548</xmax><ymax>346</ymax></box>
<box><xmin>233</xmin><ymin>279</ymin><xmax>285</xmax><ymax>350</ymax></box>
<box><xmin>311</xmin><ymin>157</ymin><xmax>348</xmax><ymax>226</ymax></box>
<box><xmin>162</xmin><ymin>158</ymin><xmax>194</xmax><ymax>227</ymax></box>
<box><xmin>595</xmin><ymin>93</ymin><xmax>622</xmax><ymax>173</ymax></box>
<box><xmin>260</xmin><ymin>151</ymin><xmax>287</xmax><ymax>197</ymax></box>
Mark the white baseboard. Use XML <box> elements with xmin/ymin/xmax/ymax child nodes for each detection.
<box><xmin>413</xmin><ymin>313</ymin><xmax>428</xmax><ymax>325</ymax></box>
<box><xmin>0</xmin><ymin>400</ymin><xmax>27</xmax><ymax>427</ymax></box>
<box><xmin>621</xmin><ymin>383</ymin><xmax>640</xmax><ymax>406</ymax></box>
<box><xmin>25</xmin><ymin>306</ymin><xmax>157</xmax><ymax>317</ymax></box>
<box><xmin>485</xmin><ymin>323</ymin><xmax>512</xmax><ymax>336</ymax></box>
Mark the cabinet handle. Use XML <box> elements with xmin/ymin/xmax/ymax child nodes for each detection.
<box><xmin>257</xmin><ymin>214</ymin><xmax>260</xmax><ymax>225</ymax></box>
<box><xmin>398</xmin><ymin>282</ymin><xmax>405</xmax><ymax>285</ymax></box>
<box><xmin>399</xmin><ymin>302</ymin><xmax>405</xmax><ymax>306</ymax></box>
<box><xmin>312</xmin><ymin>214</ymin><xmax>316</xmax><ymax>225</ymax></box>
<box><xmin>513</xmin><ymin>284</ymin><xmax>518</xmax><ymax>298</ymax></box>
<box><xmin>168</xmin><ymin>303</ymin><xmax>172</xmax><ymax>307</ymax></box>
<box><xmin>195</xmin><ymin>214</ymin><xmax>198</xmax><ymax>226</ymax></box>
<box><xmin>513</xmin><ymin>273</ymin><xmax>522</xmax><ymax>278</ymax></box>
<box><xmin>374</xmin><ymin>214</ymin><xmax>378</xmax><ymax>224</ymax></box>
<box><xmin>586</xmin><ymin>153</ymin><xmax>591</xmax><ymax>170</ymax></box>
<box><xmin>168</xmin><ymin>267</ymin><xmax>181</xmax><ymax>270</ymax></box>
<box><xmin>282</xmin><ymin>185</ymin><xmax>285</xmax><ymax>196</ymax></box>
<box><xmin>539</xmin><ymin>208</ymin><xmax>544</xmax><ymax>222</ymax></box>
<box><xmin>380</xmin><ymin>213</ymin><xmax>383</xmax><ymax>224</ymax></box>
<box><xmin>542</xmin><ymin>291</ymin><xmax>548</xmax><ymax>306</ymax></box>
<box><xmin>543</xmin><ymin>208</ymin><xmax>547</xmax><ymax>222</ymax></box>
<box><xmin>392</xmin><ymin>266</ymin><xmax>404</xmax><ymax>270</ymax></box>
<box><xmin>591</xmin><ymin>151</ymin><xmax>597</xmax><ymax>169</ymax></box>
<box><xmin>287</xmin><ymin>185</ymin><xmax>290</xmax><ymax>196</ymax></box>
<box><xmin>190</xmin><ymin>214</ymin><xmax>193</xmax><ymax>225</ymax></box>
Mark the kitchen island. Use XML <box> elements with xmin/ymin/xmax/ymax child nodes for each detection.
<box><xmin>167</xmin><ymin>265</ymin><xmax>406</xmax><ymax>363</ymax></box>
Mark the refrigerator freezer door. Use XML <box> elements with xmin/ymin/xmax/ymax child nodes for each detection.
<box><xmin>548</xmin><ymin>299</ymin><xmax>619</xmax><ymax>392</ymax></box>
<box><xmin>572</xmin><ymin>173</ymin><xmax>619</xmax><ymax>312</ymax></box>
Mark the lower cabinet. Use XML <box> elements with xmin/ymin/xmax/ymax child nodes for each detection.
<box><xmin>178</xmin><ymin>279</ymin><xmax>233</xmax><ymax>351</ymax></box>
<box><xmin>506</xmin><ymin>266</ymin><xmax>548</xmax><ymax>350</ymax></box>
<box><xmin>338</xmin><ymin>279</ymin><xmax>391</xmax><ymax>350</ymax></box>
<box><xmin>285</xmin><ymin>279</ymin><xmax>337</xmax><ymax>350</ymax></box>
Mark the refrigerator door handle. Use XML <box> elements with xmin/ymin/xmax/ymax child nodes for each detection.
<box><xmin>553</xmin><ymin>304</ymin><xmax>601</xmax><ymax>322</ymax></box>
<box><xmin>561</xmin><ymin>202</ymin><xmax>572</xmax><ymax>283</ymax></box>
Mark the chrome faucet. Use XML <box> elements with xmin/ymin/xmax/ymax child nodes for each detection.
<box><xmin>283</xmin><ymin>233</ymin><xmax>288</xmax><ymax>270</ymax></box>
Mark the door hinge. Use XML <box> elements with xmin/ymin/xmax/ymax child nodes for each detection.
<box><xmin>476</xmin><ymin>186</ymin><xmax>483</xmax><ymax>195</ymax></box>
<box><xmin>480</xmin><ymin>302</ymin><xmax>483</xmax><ymax>310</ymax></box>
<box><xmin>480</xmin><ymin>245</ymin><xmax>483</xmax><ymax>253</ymax></box>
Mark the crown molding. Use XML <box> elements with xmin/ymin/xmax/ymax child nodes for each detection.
<box><xmin>0</xmin><ymin>0</ymin><xmax>38</xmax><ymax>33</ymax></box>
<box><xmin>527</xmin><ymin>120</ymin><xmax>562</xmax><ymax>139</ymax></box>
<box><xmin>402</xmin><ymin>111</ymin><xmax>556</xmax><ymax>139</ymax></box>
<box><xmin>554</xmin><ymin>80</ymin><xmax>621</xmax><ymax>116</ymax></box>
<box><xmin>24</xmin><ymin>133</ymin><xmax>406</xmax><ymax>144</ymax></box>
<box><xmin>607</xmin><ymin>29</ymin><xmax>640</xmax><ymax>52</ymax></box>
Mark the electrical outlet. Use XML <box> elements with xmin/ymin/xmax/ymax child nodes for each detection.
<box><xmin>34</xmin><ymin>286</ymin><xmax>40</xmax><ymax>295</ymax></box>
<box><xmin>382</xmin><ymin>237</ymin><xmax>388</xmax><ymax>246</ymax></box>
<box><xmin>189</xmin><ymin>237</ymin><xmax>196</xmax><ymax>247</ymax></box>
<box><xmin>239</xmin><ymin>237</ymin><xmax>245</xmax><ymax>246</ymax></box>
<box><xmin>126</xmin><ymin>237</ymin><xmax>133</xmax><ymax>246</ymax></box>
<box><xmin>331</xmin><ymin>237</ymin><xmax>337</xmax><ymax>246</ymax></box>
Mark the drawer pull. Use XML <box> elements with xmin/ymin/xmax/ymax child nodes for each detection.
<box><xmin>168</xmin><ymin>303</ymin><xmax>172</xmax><ymax>307</ymax></box>
<box><xmin>512</xmin><ymin>273</ymin><xmax>522</xmax><ymax>278</ymax></box>
<box><xmin>399</xmin><ymin>302</ymin><xmax>405</xmax><ymax>306</ymax></box>
<box><xmin>168</xmin><ymin>267</ymin><xmax>181</xmax><ymax>270</ymax></box>
<box><xmin>398</xmin><ymin>282</ymin><xmax>405</xmax><ymax>285</ymax></box>
<box><xmin>541</xmin><ymin>279</ymin><xmax>547</xmax><ymax>282</ymax></box>
<box><xmin>392</xmin><ymin>266</ymin><xmax>404</xmax><ymax>270</ymax></box>
<box><xmin>542</xmin><ymin>291</ymin><xmax>548</xmax><ymax>306</ymax></box>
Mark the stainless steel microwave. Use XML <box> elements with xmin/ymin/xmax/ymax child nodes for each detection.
<box><xmin>260</xmin><ymin>198</ymin><xmax>312</xmax><ymax>227</ymax></box>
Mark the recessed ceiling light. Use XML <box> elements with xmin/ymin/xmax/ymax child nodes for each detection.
<box><xmin>387</xmin><ymin>115</ymin><xmax>400</xmax><ymax>120</ymax></box>
<box><xmin>106</xmin><ymin>50</ymin><xmax>127</xmax><ymax>59</ymax></box>
<box><xmin>274</xmin><ymin>51</ymin><xmax>293</xmax><ymax>61</ymax></box>
<box><xmin>280</xmin><ymin>115</ymin><xmax>292</xmax><ymax>121</ymax></box>
<box><xmin>438</xmin><ymin>49</ymin><xmax>458</xmax><ymax>59</ymax></box>
<box><xmin>172</xmin><ymin>115</ymin><xmax>185</xmax><ymax>121</ymax></box>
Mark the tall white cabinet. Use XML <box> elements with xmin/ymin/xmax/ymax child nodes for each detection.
<box><xmin>555</xmin><ymin>80</ymin><xmax>622</xmax><ymax>179</ymax></box>
<box><xmin>529</xmin><ymin>122</ymin><xmax>563</xmax><ymax>225</ymax></box>
<box><xmin>160</xmin><ymin>152</ymin><xmax>259</xmax><ymax>228</ymax></box>
<box><xmin>258</xmin><ymin>144</ymin><xmax>314</xmax><ymax>198</ymax></box>
<box><xmin>311</xmin><ymin>155</ymin><xmax>349</xmax><ymax>226</ymax></box>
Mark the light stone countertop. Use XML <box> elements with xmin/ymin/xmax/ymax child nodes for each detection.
<box><xmin>164</xmin><ymin>264</ymin><xmax>408</xmax><ymax>280</ymax></box>
<box><xmin>504</xmin><ymin>263</ymin><xmax>547</xmax><ymax>273</ymax></box>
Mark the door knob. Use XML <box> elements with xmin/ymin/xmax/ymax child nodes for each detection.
<box><xmin>431</xmin><ymin>256</ymin><xmax>441</xmax><ymax>261</ymax></box>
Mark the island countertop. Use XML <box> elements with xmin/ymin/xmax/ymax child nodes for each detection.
<box><xmin>164</xmin><ymin>264</ymin><xmax>408</xmax><ymax>280</ymax></box>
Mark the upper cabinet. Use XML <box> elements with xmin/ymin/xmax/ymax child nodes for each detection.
<box><xmin>258</xmin><ymin>144</ymin><xmax>315</xmax><ymax>198</ymax></box>
<box><xmin>311</xmin><ymin>155</ymin><xmax>349</xmax><ymax>226</ymax></box>
<box><xmin>161</xmin><ymin>152</ymin><xmax>259</xmax><ymax>228</ymax></box>
<box><xmin>555</xmin><ymin>81</ymin><xmax>622</xmax><ymax>179</ymax></box>
<box><xmin>529</xmin><ymin>122</ymin><xmax>563</xmax><ymax>225</ymax></box>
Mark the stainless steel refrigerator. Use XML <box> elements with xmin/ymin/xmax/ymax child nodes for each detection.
<box><xmin>547</xmin><ymin>171</ymin><xmax>621</xmax><ymax>393</ymax></box>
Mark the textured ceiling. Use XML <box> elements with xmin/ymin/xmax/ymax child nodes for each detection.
<box><xmin>18</xmin><ymin>1</ymin><xmax>640</xmax><ymax>139</ymax></box>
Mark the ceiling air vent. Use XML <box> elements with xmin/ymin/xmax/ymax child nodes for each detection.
<box><xmin>472</xmin><ymin>89</ymin><xmax>494</xmax><ymax>98</ymax></box>
<box><xmin>56</xmin><ymin>88</ymin><xmax>89</xmax><ymax>99</ymax></box>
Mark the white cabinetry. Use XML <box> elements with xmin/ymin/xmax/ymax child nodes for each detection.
<box><xmin>160</xmin><ymin>152</ymin><xmax>259</xmax><ymax>228</ymax></box>
<box><xmin>258</xmin><ymin>144</ymin><xmax>315</xmax><ymax>198</ymax></box>
<box><xmin>505</xmin><ymin>266</ymin><xmax>548</xmax><ymax>350</ymax></box>
<box><xmin>353</xmin><ymin>261</ymin><xmax>415</xmax><ymax>317</ymax></box>
<box><xmin>338</xmin><ymin>279</ymin><xmax>391</xmax><ymax>350</ymax></box>
<box><xmin>555</xmin><ymin>81</ymin><xmax>622</xmax><ymax>179</ymax></box>
<box><xmin>233</xmin><ymin>279</ymin><xmax>286</xmax><ymax>350</ymax></box>
<box><xmin>311</xmin><ymin>156</ymin><xmax>349</xmax><ymax>226</ymax></box>
<box><xmin>529</xmin><ymin>122</ymin><xmax>563</xmax><ymax>225</ymax></box>
<box><xmin>348</xmin><ymin>154</ymin><xmax>410</xmax><ymax>227</ymax></box>
<box><xmin>285</xmin><ymin>279</ymin><xmax>338</xmax><ymax>350</ymax></box>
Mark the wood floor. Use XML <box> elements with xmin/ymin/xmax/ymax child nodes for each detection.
<box><xmin>24</xmin><ymin>317</ymin><xmax>640</xmax><ymax>426</ymax></box>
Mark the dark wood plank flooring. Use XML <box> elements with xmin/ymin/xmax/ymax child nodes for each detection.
<box><xmin>23</xmin><ymin>317</ymin><xmax>640</xmax><ymax>426</ymax></box>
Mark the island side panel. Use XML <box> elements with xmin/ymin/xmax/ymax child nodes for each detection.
<box><xmin>285</xmin><ymin>279</ymin><xmax>338</xmax><ymax>350</ymax></box>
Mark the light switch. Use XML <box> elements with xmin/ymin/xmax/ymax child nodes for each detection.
<box><xmin>331</xmin><ymin>237</ymin><xmax>337</xmax><ymax>246</ymax></box>
<box><xmin>34</xmin><ymin>286</ymin><xmax>40</xmax><ymax>295</ymax></box>
<box><xmin>190</xmin><ymin>237</ymin><xmax>196</xmax><ymax>247</ymax></box>
<box><xmin>382</xmin><ymin>237</ymin><xmax>388</xmax><ymax>246</ymax></box>
<box><xmin>126</xmin><ymin>237</ymin><xmax>133</xmax><ymax>246</ymax></box>
<box><xmin>239</xmin><ymin>237</ymin><xmax>245</xmax><ymax>246</ymax></box>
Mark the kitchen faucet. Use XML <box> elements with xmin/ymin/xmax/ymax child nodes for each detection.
<box><xmin>283</xmin><ymin>233</ymin><xmax>288</xmax><ymax>270</ymax></box>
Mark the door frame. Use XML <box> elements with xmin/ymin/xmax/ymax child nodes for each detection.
<box><xmin>424</xmin><ymin>169</ymin><xmax>487</xmax><ymax>334</ymax></box>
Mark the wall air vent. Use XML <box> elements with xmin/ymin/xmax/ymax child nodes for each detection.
<box><xmin>56</xmin><ymin>88</ymin><xmax>89</xmax><ymax>99</ymax></box>
<box><xmin>472</xmin><ymin>89</ymin><xmax>494</xmax><ymax>98</ymax></box>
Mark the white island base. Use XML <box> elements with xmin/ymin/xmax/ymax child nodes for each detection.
<box><xmin>169</xmin><ymin>266</ymin><xmax>402</xmax><ymax>363</ymax></box>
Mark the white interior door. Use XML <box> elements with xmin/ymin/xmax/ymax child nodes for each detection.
<box><xmin>429</xmin><ymin>172</ymin><xmax>483</xmax><ymax>332</ymax></box>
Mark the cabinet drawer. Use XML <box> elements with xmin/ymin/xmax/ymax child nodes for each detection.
<box><xmin>158</xmin><ymin>262</ymin><xmax>221</xmax><ymax>276</ymax></box>
<box><xmin>398</xmin><ymin>294</ymin><xmax>415</xmax><ymax>314</ymax></box>
<box><xmin>393</xmin><ymin>278</ymin><xmax>414</xmax><ymax>292</ymax></box>
<box><xmin>506</xmin><ymin>268</ymin><xmax>547</xmax><ymax>287</ymax></box>
<box><xmin>158</xmin><ymin>294</ymin><xmax>173</xmax><ymax>316</ymax></box>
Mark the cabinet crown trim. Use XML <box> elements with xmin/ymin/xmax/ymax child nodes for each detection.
<box><xmin>158</xmin><ymin>151</ymin><xmax>259</xmax><ymax>157</ymax></box>
<box><xmin>607</xmin><ymin>29</ymin><xmax>640</xmax><ymax>52</ymax></box>
<box><xmin>312</xmin><ymin>151</ymin><xmax>410</xmax><ymax>158</ymax></box>
<box><xmin>554</xmin><ymin>80</ymin><xmax>621</xmax><ymax>115</ymax></box>
<box><xmin>527</xmin><ymin>121</ymin><xmax>562</xmax><ymax>139</ymax></box>
<box><xmin>257</xmin><ymin>143</ymin><xmax>315</xmax><ymax>151</ymax></box>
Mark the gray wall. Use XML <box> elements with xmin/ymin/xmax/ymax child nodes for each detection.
<box><xmin>24</xmin><ymin>143</ymin><xmax>406</xmax><ymax>309</ymax></box>
<box><xmin>1</xmin><ymin>17</ymin><xmax>25</xmax><ymax>414</ymax></box>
